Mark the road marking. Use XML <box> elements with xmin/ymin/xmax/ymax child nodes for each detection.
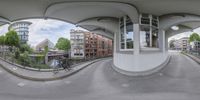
<box><xmin>12</xmin><ymin>67</ymin><xmax>18</xmax><ymax>70</ymax></box>
<box><xmin>159</xmin><ymin>73</ymin><xmax>163</xmax><ymax>76</ymax></box>
<box><xmin>64</xmin><ymin>81</ymin><xmax>71</xmax><ymax>85</ymax></box>
<box><xmin>17</xmin><ymin>82</ymin><xmax>25</xmax><ymax>87</ymax></box>
<box><xmin>121</xmin><ymin>83</ymin><xmax>130</xmax><ymax>88</ymax></box>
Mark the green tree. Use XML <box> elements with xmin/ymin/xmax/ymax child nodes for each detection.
<box><xmin>55</xmin><ymin>37</ymin><xmax>71</xmax><ymax>51</ymax></box>
<box><xmin>4</xmin><ymin>30</ymin><xmax>19</xmax><ymax>50</ymax></box>
<box><xmin>19</xmin><ymin>44</ymin><xmax>33</xmax><ymax>53</ymax></box>
<box><xmin>0</xmin><ymin>35</ymin><xmax>5</xmax><ymax>56</ymax></box>
<box><xmin>189</xmin><ymin>33</ymin><xmax>200</xmax><ymax>43</ymax></box>
<box><xmin>19</xmin><ymin>51</ymin><xmax>31</xmax><ymax>66</ymax></box>
<box><xmin>0</xmin><ymin>35</ymin><xmax>5</xmax><ymax>45</ymax></box>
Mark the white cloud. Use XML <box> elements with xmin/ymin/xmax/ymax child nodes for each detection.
<box><xmin>168</xmin><ymin>28</ymin><xmax>200</xmax><ymax>41</ymax></box>
<box><xmin>0</xmin><ymin>24</ymin><xmax>9</xmax><ymax>35</ymax></box>
<box><xmin>22</xmin><ymin>19</ymin><xmax>86</xmax><ymax>47</ymax></box>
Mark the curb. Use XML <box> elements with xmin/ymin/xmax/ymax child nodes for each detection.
<box><xmin>0</xmin><ymin>57</ymin><xmax>99</xmax><ymax>72</ymax></box>
<box><xmin>111</xmin><ymin>55</ymin><xmax>171</xmax><ymax>76</ymax></box>
<box><xmin>0</xmin><ymin>58</ymin><xmax>110</xmax><ymax>81</ymax></box>
<box><xmin>182</xmin><ymin>53</ymin><xmax>200</xmax><ymax>64</ymax></box>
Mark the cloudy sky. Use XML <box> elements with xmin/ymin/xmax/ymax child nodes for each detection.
<box><xmin>0</xmin><ymin>18</ymin><xmax>200</xmax><ymax>47</ymax></box>
<box><xmin>0</xmin><ymin>19</ymin><xmax>86</xmax><ymax>47</ymax></box>
<box><xmin>168</xmin><ymin>28</ymin><xmax>200</xmax><ymax>41</ymax></box>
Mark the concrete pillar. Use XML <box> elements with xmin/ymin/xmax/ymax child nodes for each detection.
<box><xmin>150</xmin><ymin>27</ymin><xmax>152</xmax><ymax>47</ymax></box>
<box><xmin>134</xmin><ymin>24</ymin><xmax>140</xmax><ymax>55</ymax></box>
<box><xmin>162</xmin><ymin>30</ymin><xmax>166</xmax><ymax>53</ymax></box>
<box><xmin>165</xmin><ymin>34</ymin><xmax>169</xmax><ymax>51</ymax></box>
<box><xmin>113</xmin><ymin>32</ymin><xmax>117</xmax><ymax>53</ymax></box>
<box><xmin>149</xmin><ymin>15</ymin><xmax>152</xmax><ymax>47</ymax></box>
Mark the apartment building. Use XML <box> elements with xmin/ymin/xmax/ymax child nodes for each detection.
<box><xmin>174</xmin><ymin>37</ymin><xmax>189</xmax><ymax>51</ymax></box>
<box><xmin>70</xmin><ymin>29</ymin><xmax>113</xmax><ymax>59</ymax></box>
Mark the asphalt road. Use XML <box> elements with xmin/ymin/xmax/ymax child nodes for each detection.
<box><xmin>0</xmin><ymin>52</ymin><xmax>200</xmax><ymax>100</ymax></box>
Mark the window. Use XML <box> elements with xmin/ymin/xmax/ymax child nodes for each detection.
<box><xmin>126</xmin><ymin>16</ymin><xmax>134</xmax><ymax>49</ymax></box>
<box><xmin>140</xmin><ymin>14</ymin><xmax>159</xmax><ymax>49</ymax></box>
<box><xmin>120</xmin><ymin>16</ymin><xmax>134</xmax><ymax>50</ymax></box>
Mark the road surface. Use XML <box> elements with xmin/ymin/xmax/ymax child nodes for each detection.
<box><xmin>0</xmin><ymin>52</ymin><xmax>200</xmax><ymax>100</ymax></box>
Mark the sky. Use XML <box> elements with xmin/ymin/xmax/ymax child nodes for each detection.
<box><xmin>0</xmin><ymin>18</ymin><xmax>200</xmax><ymax>47</ymax></box>
<box><xmin>168</xmin><ymin>28</ymin><xmax>200</xmax><ymax>41</ymax></box>
<box><xmin>0</xmin><ymin>19</ymin><xmax>86</xmax><ymax>47</ymax></box>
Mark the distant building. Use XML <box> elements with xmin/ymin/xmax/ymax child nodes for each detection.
<box><xmin>84</xmin><ymin>32</ymin><xmax>113</xmax><ymax>59</ymax></box>
<box><xmin>35</xmin><ymin>39</ymin><xmax>55</xmax><ymax>51</ymax></box>
<box><xmin>9</xmin><ymin>21</ymin><xmax>32</xmax><ymax>44</ymax></box>
<box><xmin>70</xmin><ymin>29</ymin><xmax>113</xmax><ymax>59</ymax></box>
<box><xmin>174</xmin><ymin>37</ymin><xmax>189</xmax><ymax>51</ymax></box>
<box><xmin>190</xmin><ymin>41</ymin><xmax>200</xmax><ymax>52</ymax></box>
<box><xmin>70</xmin><ymin>29</ymin><xmax>85</xmax><ymax>59</ymax></box>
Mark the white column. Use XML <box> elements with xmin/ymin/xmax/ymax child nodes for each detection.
<box><xmin>162</xmin><ymin>30</ymin><xmax>166</xmax><ymax>53</ymax></box>
<box><xmin>149</xmin><ymin>15</ymin><xmax>152</xmax><ymax>47</ymax></box>
<box><xmin>150</xmin><ymin>26</ymin><xmax>152</xmax><ymax>47</ymax></box>
<box><xmin>113</xmin><ymin>32</ymin><xmax>117</xmax><ymax>53</ymax></box>
<box><xmin>134</xmin><ymin>24</ymin><xmax>140</xmax><ymax>55</ymax></box>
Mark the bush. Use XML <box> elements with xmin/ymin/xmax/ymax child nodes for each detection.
<box><xmin>15</xmin><ymin>49</ymin><xmax>20</xmax><ymax>59</ymax></box>
<box><xmin>18</xmin><ymin>51</ymin><xmax>31</xmax><ymax>66</ymax></box>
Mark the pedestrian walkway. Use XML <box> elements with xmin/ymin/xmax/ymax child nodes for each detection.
<box><xmin>183</xmin><ymin>53</ymin><xmax>200</xmax><ymax>64</ymax></box>
<box><xmin>0</xmin><ymin>58</ymin><xmax>108</xmax><ymax>81</ymax></box>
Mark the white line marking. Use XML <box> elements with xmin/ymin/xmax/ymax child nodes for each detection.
<box><xmin>18</xmin><ymin>82</ymin><xmax>25</xmax><ymax>87</ymax></box>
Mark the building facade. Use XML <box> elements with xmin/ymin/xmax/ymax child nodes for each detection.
<box><xmin>35</xmin><ymin>39</ymin><xmax>55</xmax><ymax>52</ymax></box>
<box><xmin>9</xmin><ymin>21</ymin><xmax>32</xmax><ymax>44</ymax></box>
<box><xmin>70</xmin><ymin>29</ymin><xmax>85</xmax><ymax>59</ymax></box>
<box><xmin>70</xmin><ymin>29</ymin><xmax>113</xmax><ymax>59</ymax></box>
<box><xmin>190</xmin><ymin>41</ymin><xmax>200</xmax><ymax>52</ymax></box>
<box><xmin>173</xmin><ymin>37</ymin><xmax>189</xmax><ymax>51</ymax></box>
<box><xmin>3</xmin><ymin>0</ymin><xmax>200</xmax><ymax>75</ymax></box>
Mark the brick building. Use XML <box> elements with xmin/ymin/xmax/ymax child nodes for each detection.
<box><xmin>70</xmin><ymin>29</ymin><xmax>113</xmax><ymax>59</ymax></box>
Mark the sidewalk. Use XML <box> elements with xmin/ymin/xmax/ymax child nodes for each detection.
<box><xmin>183</xmin><ymin>53</ymin><xmax>200</xmax><ymax>64</ymax></box>
<box><xmin>0</xmin><ymin>58</ymin><xmax>109</xmax><ymax>81</ymax></box>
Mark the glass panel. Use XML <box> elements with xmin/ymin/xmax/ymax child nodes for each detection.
<box><xmin>120</xmin><ymin>17</ymin><xmax>124</xmax><ymax>43</ymax></box>
<box><xmin>126</xmin><ymin>16</ymin><xmax>133</xmax><ymax>49</ymax></box>
<box><xmin>121</xmin><ymin>42</ymin><xmax>125</xmax><ymax>49</ymax></box>
<box><xmin>140</xmin><ymin>31</ymin><xmax>148</xmax><ymax>48</ymax></box>
<box><xmin>152</xmin><ymin>29</ymin><xmax>158</xmax><ymax>48</ymax></box>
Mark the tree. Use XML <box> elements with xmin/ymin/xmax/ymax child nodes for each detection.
<box><xmin>0</xmin><ymin>35</ymin><xmax>5</xmax><ymax>56</ymax></box>
<box><xmin>0</xmin><ymin>35</ymin><xmax>5</xmax><ymax>45</ymax></box>
<box><xmin>189</xmin><ymin>33</ymin><xmax>200</xmax><ymax>43</ymax></box>
<box><xmin>19</xmin><ymin>44</ymin><xmax>33</xmax><ymax>53</ymax></box>
<box><xmin>4</xmin><ymin>30</ymin><xmax>19</xmax><ymax>50</ymax></box>
<box><xmin>55</xmin><ymin>37</ymin><xmax>71</xmax><ymax>51</ymax></box>
<box><xmin>19</xmin><ymin>51</ymin><xmax>31</xmax><ymax>66</ymax></box>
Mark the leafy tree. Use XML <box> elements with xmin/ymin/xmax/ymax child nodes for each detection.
<box><xmin>15</xmin><ymin>49</ymin><xmax>20</xmax><ymax>59</ymax></box>
<box><xmin>0</xmin><ymin>35</ymin><xmax>5</xmax><ymax>56</ymax></box>
<box><xmin>189</xmin><ymin>33</ymin><xmax>200</xmax><ymax>43</ymax></box>
<box><xmin>4</xmin><ymin>30</ymin><xmax>19</xmax><ymax>50</ymax></box>
<box><xmin>55</xmin><ymin>37</ymin><xmax>71</xmax><ymax>51</ymax></box>
<box><xmin>19</xmin><ymin>51</ymin><xmax>31</xmax><ymax>66</ymax></box>
<box><xmin>19</xmin><ymin>44</ymin><xmax>33</xmax><ymax>53</ymax></box>
<box><xmin>0</xmin><ymin>35</ymin><xmax>5</xmax><ymax>45</ymax></box>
